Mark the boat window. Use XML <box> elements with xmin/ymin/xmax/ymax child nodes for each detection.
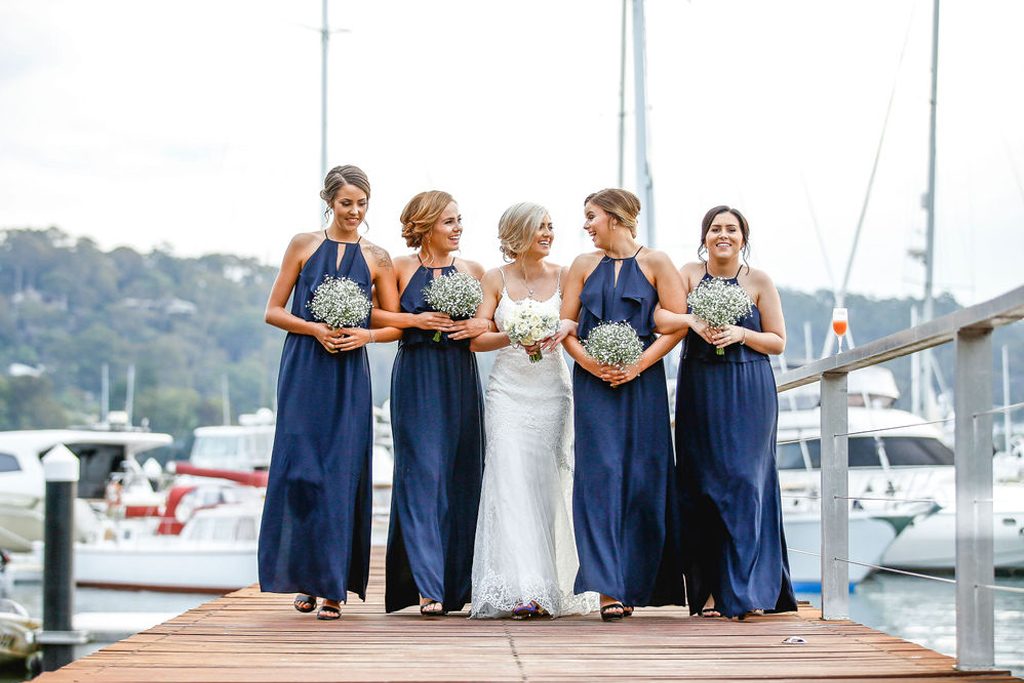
<box><xmin>236</xmin><ymin>517</ymin><xmax>256</xmax><ymax>541</ymax></box>
<box><xmin>212</xmin><ymin>519</ymin><xmax>234</xmax><ymax>541</ymax></box>
<box><xmin>185</xmin><ymin>518</ymin><xmax>211</xmax><ymax>540</ymax></box>
<box><xmin>776</xmin><ymin>438</ymin><xmax>880</xmax><ymax>468</ymax></box>
<box><xmin>0</xmin><ymin>453</ymin><xmax>21</xmax><ymax>473</ymax></box>
<box><xmin>880</xmin><ymin>436</ymin><xmax>955</xmax><ymax>466</ymax></box>
<box><xmin>848</xmin><ymin>438</ymin><xmax>882</xmax><ymax>468</ymax></box>
<box><xmin>777</xmin><ymin>442</ymin><xmax>819</xmax><ymax>469</ymax></box>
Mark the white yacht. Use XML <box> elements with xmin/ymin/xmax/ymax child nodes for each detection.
<box><xmin>75</xmin><ymin>498</ymin><xmax>263</xmax><ymax>593</ymax></box>
<box><xmin>189</xmin><ymin>409</ymin><xmax>275</xmax><ymax>472</ymax></box>
<box><xmin>776</xmin><ymin>367</ymin><xmax>1024</xmax><ymax>572</ymax></box>
<box><xmin>0</xmin><ymin>422</ymin><xmax>172</xmax><ymax>553</ymax></box>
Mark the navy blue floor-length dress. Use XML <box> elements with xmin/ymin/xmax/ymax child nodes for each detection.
<box><xmin>258</xmin><ymin>236</ymin><xmax>374</xmax><ymax>603</ymax></box>
<box><xmin>572</xmin><ymin>251</ymin><xmax>685</xmax><ymax>607</ymax></box>
<box><xmin>675</xmin><ymin>269</ymin><xmax>797</xmax><ymax>617</ymax></box>
<box><xmin>386</xmin><ymin>263</ymin><xmax>484</xmax><ymax>613</ymax></box>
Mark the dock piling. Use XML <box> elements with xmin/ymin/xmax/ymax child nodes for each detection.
<box><xmin>39</xmin><ymin>445</ymin><xmax>87</xmax><ymax>672</ymax></box>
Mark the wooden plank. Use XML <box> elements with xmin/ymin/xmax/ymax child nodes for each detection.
<box><xmin>32</xmin><ymin>548</ymin><xmax>1020</xmax><ymax>682</ymax></box>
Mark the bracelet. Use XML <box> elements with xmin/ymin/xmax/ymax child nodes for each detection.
<box><xmin>368</xmin><ymin>329</ymin><xmax>376</xmax><ymax>344</ymax></box>
<box><xmin>739</xmin><ymin>329</ymin><xmax>746</xmax><ymax>346</ymax></box>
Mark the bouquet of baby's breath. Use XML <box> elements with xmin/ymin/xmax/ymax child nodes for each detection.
<box><xmin>306</xmin><ymin>275</ymin><xmax>372</xmax><ymax>336</ymax></box>
<box><xmin>687</xmin><ymin>277</ymin><xmax>753</xmax><ymax>356</ymax></box>
<box><xmin>582</xmin><ymin>321</ymin><xmax>644</xmax><ymax>368</ymax></box>
<box><xmin>504</xmin><ymin>299</ymin><xmax>560</xmax><ymax>363</ymax></box>
<box><xmin>422</xmin><ymin>271</ymin><xmax>484</xmax><ymax>342</ymax></box>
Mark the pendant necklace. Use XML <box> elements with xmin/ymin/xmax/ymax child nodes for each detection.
<box><xmin>520</xmin><ymin>262</ymin><xmax>536</xmax><ymax>298</ymax></box>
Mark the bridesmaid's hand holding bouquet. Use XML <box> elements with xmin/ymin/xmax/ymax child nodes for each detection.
<box><xmin>307</xmin><ymin>275</ymin><xmax>372</xmax><ymax>353</ymax></box>
<box><xmin>582</xmin><ymin>321</ymin><xmax>644</xmax><ymax>385</ymax></box>
<box><xmin>686</xmin><ymin>278</ymin><xmax>753</xmax><ymax>356</ymax></box>
<box><xmin>504</xmin><ymin>300</ymin><xmax>560</xmax><ymax>362</ymax></box>
<box><xmin>422</xmin><ymin>271</ymin><xmax>484</xmax><ymax>342</ymax></box>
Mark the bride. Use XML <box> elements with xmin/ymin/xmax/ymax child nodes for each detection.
<box><xmin>469</xmin><ymin>202</ymin><xmax>597</xmax><ymax>619</ymax></box>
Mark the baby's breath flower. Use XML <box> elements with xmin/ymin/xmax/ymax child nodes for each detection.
<box><xmin>306</xmin><ymin>275</ymin><xmax>372</xmax><ymax>331</ymax></box>
<box><xmin>422</xmin><ymin>271</ymin><xmax>484</xmax><ymax>342</ymax></box>
<box><xmin>583</xmin><ymin>321</ymin><xmax>644</xmax><ymax>368</ymax></box>
<box><xmin>687</xmin><ymin>277</ymin><xmax>753</xmax><ymax>355</ymax></box>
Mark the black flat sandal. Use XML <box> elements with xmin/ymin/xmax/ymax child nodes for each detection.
<box><xmin>621</xmin><ymin>606</ymin><xmax>634</xmax><ymax>618</ymax></box>
<box><xmin>600</xmin><ymin>603</ymin><xmax>625</xmax><ymax>622</ymax></box>
<box><xmin>419</xmin><ymin>600</ymin><xmax>447</xmax><ymax>616</ymax></box>
<box><xmin>316</xmin><ymin>604</ymin><xmax>341</xmax><ymax>620</ymax></box>
<box><xmin>293</xmin><ymin>594</ymin><xmax>317</xmax><ymax>613</ymax></box>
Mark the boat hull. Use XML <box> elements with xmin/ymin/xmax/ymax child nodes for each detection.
<box><xmin>75</xmin><ymin>543</ymin><xmax>257</xmax><ymax>593</ymax></box>
<box><xmin>882</xmin><ymin>507</ymin><xmax>1024</xmax><ymax>570</ymax></box>
<box><xmin>784</xmin><ymin>513</ymin><xmax>898</xmax><ymax>591</ymax></box>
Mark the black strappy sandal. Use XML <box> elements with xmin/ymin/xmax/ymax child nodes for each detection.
<box><xmin>621</xmin><ymin>605</ymin><xmax>634</xmax><ymax>618</ymax></box>
<box><xmin>316</xmin><ymin>604</ymin><xmax>341</xmax><ymax>620</ymax></box>
<box><xmin>600</xmin><ymin>602</ymin><xmax>625</xmax><ymax>622</ymax></box>
<box><xmin>293</xmin><ymin>594</ymin><xmax>317</xmax><ymax>613</ymax></box>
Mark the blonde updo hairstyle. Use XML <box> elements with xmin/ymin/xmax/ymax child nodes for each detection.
<box><xmin>498</xmin><ymin>202</ymin><xmax>549</xmax><ymax>261</ymax></box>
<box><xmin>584</xmin><ymin>188</ymin><xmax>640</xmax><ymax>237</ymax></box>
<box><xmin>400</xmin><ymin>190</ymin><xmax>456</xmax><ymax>248</ymax></box>
<box><xmin>320</xmin><ymin>165</ymin><xmax>371</xmax><ymax>219</ymax></box>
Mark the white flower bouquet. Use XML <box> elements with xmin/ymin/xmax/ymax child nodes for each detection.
<box><xmin>686</xmin><ymin>277</ymin><xmax>753</xmax><ymax>355</ymax></box>
<box><xmin>422</xmin><ymin>271</ymin><xmax>484</xmax><ymax>342</ymax></box>
<box><xmin>504</xmin><ymin>299</ymin><xmax>559</xmax><ymax>362</ymax></box>
<box><xmin>306</xmin><ymin>275</ymin><xmax>372</xmax><ymax>334</ymax></box>
<box><xmin>582</xmin><ymin>321</ymin><xmax>644</xmax><ymax>368</ymax></box>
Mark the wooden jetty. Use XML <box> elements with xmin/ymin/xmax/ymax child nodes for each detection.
<box><xmin>35</xmin><ymin>550</ymin><xmax>1020</xmax><ymax>682</ymax></box>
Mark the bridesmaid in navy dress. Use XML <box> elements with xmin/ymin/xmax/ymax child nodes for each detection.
<box><xmin>370</xmin><ymin>190</ymin><xmax>489</xmax><ymax>616</ymax></box>
<box><xmin>258</xmin><ymin>165</ymin><xmax>401</xmax><ymax>620</ymax></box>
<box><xmin>560</xmin><ymin>188</ymin><xmax>687</xmax><ymax>621</ymax></box>
<box><xmin>656</xmin><ymin>205</ymin><xmax>797</xmax><ymax>619</ymax></box>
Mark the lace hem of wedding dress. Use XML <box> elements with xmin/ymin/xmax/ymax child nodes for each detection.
<box><xmin>470</xmin><ymin>568</ymin><xmax>598</xmax><ymax>619</ymax></box>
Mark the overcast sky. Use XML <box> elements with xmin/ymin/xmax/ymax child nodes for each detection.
<box><xmin>2</xmin><ymin>0</ymin><xmax>1022</xmax><ymax>307</ymax></box>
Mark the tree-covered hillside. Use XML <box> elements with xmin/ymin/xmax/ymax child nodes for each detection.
<box><xmin>1</xmin><ymin>228</ymin><xmax>1020</xmax><ymax>449</ymax></box>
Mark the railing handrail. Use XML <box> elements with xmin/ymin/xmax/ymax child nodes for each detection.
<box><xmin>776</xmin><ymin>284</ymin><xmax>1024</xmax><ymax>392</ymax></box>
<box><xmin>768</xmin><ymin>284</ymin><xmax>1024</xmax><ymax>671</ymax></box>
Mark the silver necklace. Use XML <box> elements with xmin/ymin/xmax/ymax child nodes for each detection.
<box><xmin>520</xmin><ymin>262</ymin><xmax>536</xmax><ymax>298</ymax></box>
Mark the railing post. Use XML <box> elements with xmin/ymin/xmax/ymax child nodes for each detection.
<box><xmin>820</xmin><ymin>371</ymin><xmax>849</xmax><ymax>620</ymax></box>
<box><xmin>954</xmin><ymin>328</ymin><xmax>994</xmax><ymax>670</ymax></box>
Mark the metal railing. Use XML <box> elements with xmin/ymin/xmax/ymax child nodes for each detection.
<box><xmin>775</xmin><ymin>284</ymin><xmax>1024</xmax><ymax>671</ymax></box>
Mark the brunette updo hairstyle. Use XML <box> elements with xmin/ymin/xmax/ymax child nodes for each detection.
<box><xmin>498</xmin><ymin>202</ymin><xmax>548</xmax><ymax>261</ymax></box>
<box><xmin>698</xmin><ymin>205</ymin><xmax>751</xmax><ymax>262</ymax></box>
<box><xmin>584</xmin><ymin>188</ymin><xmax>640</xmax><ymax>237</ymax></box>
<box><xmin>400</xmin><ymin>190</ymin><xmax>455</xmax><ymax>248</ymax></box>
<box><xmin>320</xmin><ymin>165</ymin><xmax>371</xmax><ymax>219</ymax></box>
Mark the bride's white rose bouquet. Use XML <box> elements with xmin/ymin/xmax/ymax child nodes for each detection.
<box><xmin>422</xmin><ymin>271</ymin><xmax>484</xmax><ymax>342</ymax></box>
<box><xmin>503</xmin><ymin>299</ymin><xmax>559</xmax><ymax>363</ymax></box>
<box><xmin>306</xmin><ymin>275</ymin><xmax>372</xmax><ymax>334</ymax></box>
<box><xmin>686</xmin><ymin>277</ymin><xmax>753</xmax><ymax>356</ymax></box>
<box><xmin>582</xmin><ymin>321</ymin><xmax>644</xmax><ymax>369</ymax></box>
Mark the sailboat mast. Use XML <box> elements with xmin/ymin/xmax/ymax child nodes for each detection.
<box><xmin>320</xmin><ymin>0</ymin><xmax>330</xmax><ymax>224</ymax></box>
<box><xmin>617</xmin><ymin>0</ymin><xmax>627</xmax><ymax>187</ymax></box>
<box><xmin>631</xmin><ymin>0</ymin><xmax>655</xmax><ymax>247</ymax></box>
<box><xmin>918</xmin><ymin>0</ymin><xmax>940</xmax><ymax>416</ymax></box>
<box><xmin>923</xmin><ymin>0</ymin><xmax>940</xmax><ymax>323</ymax></box>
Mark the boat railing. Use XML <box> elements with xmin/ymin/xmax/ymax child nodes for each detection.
<box><xmin>775</xmin><ymin>284</ymin><xmax>1024</xmax><ymax>671</ymax></box>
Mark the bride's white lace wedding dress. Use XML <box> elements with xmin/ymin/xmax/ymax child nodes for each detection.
<box><xmin>470</xmin><ymin>285</ymin><xmax>598</xmax><ymax>618</ymax></box>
